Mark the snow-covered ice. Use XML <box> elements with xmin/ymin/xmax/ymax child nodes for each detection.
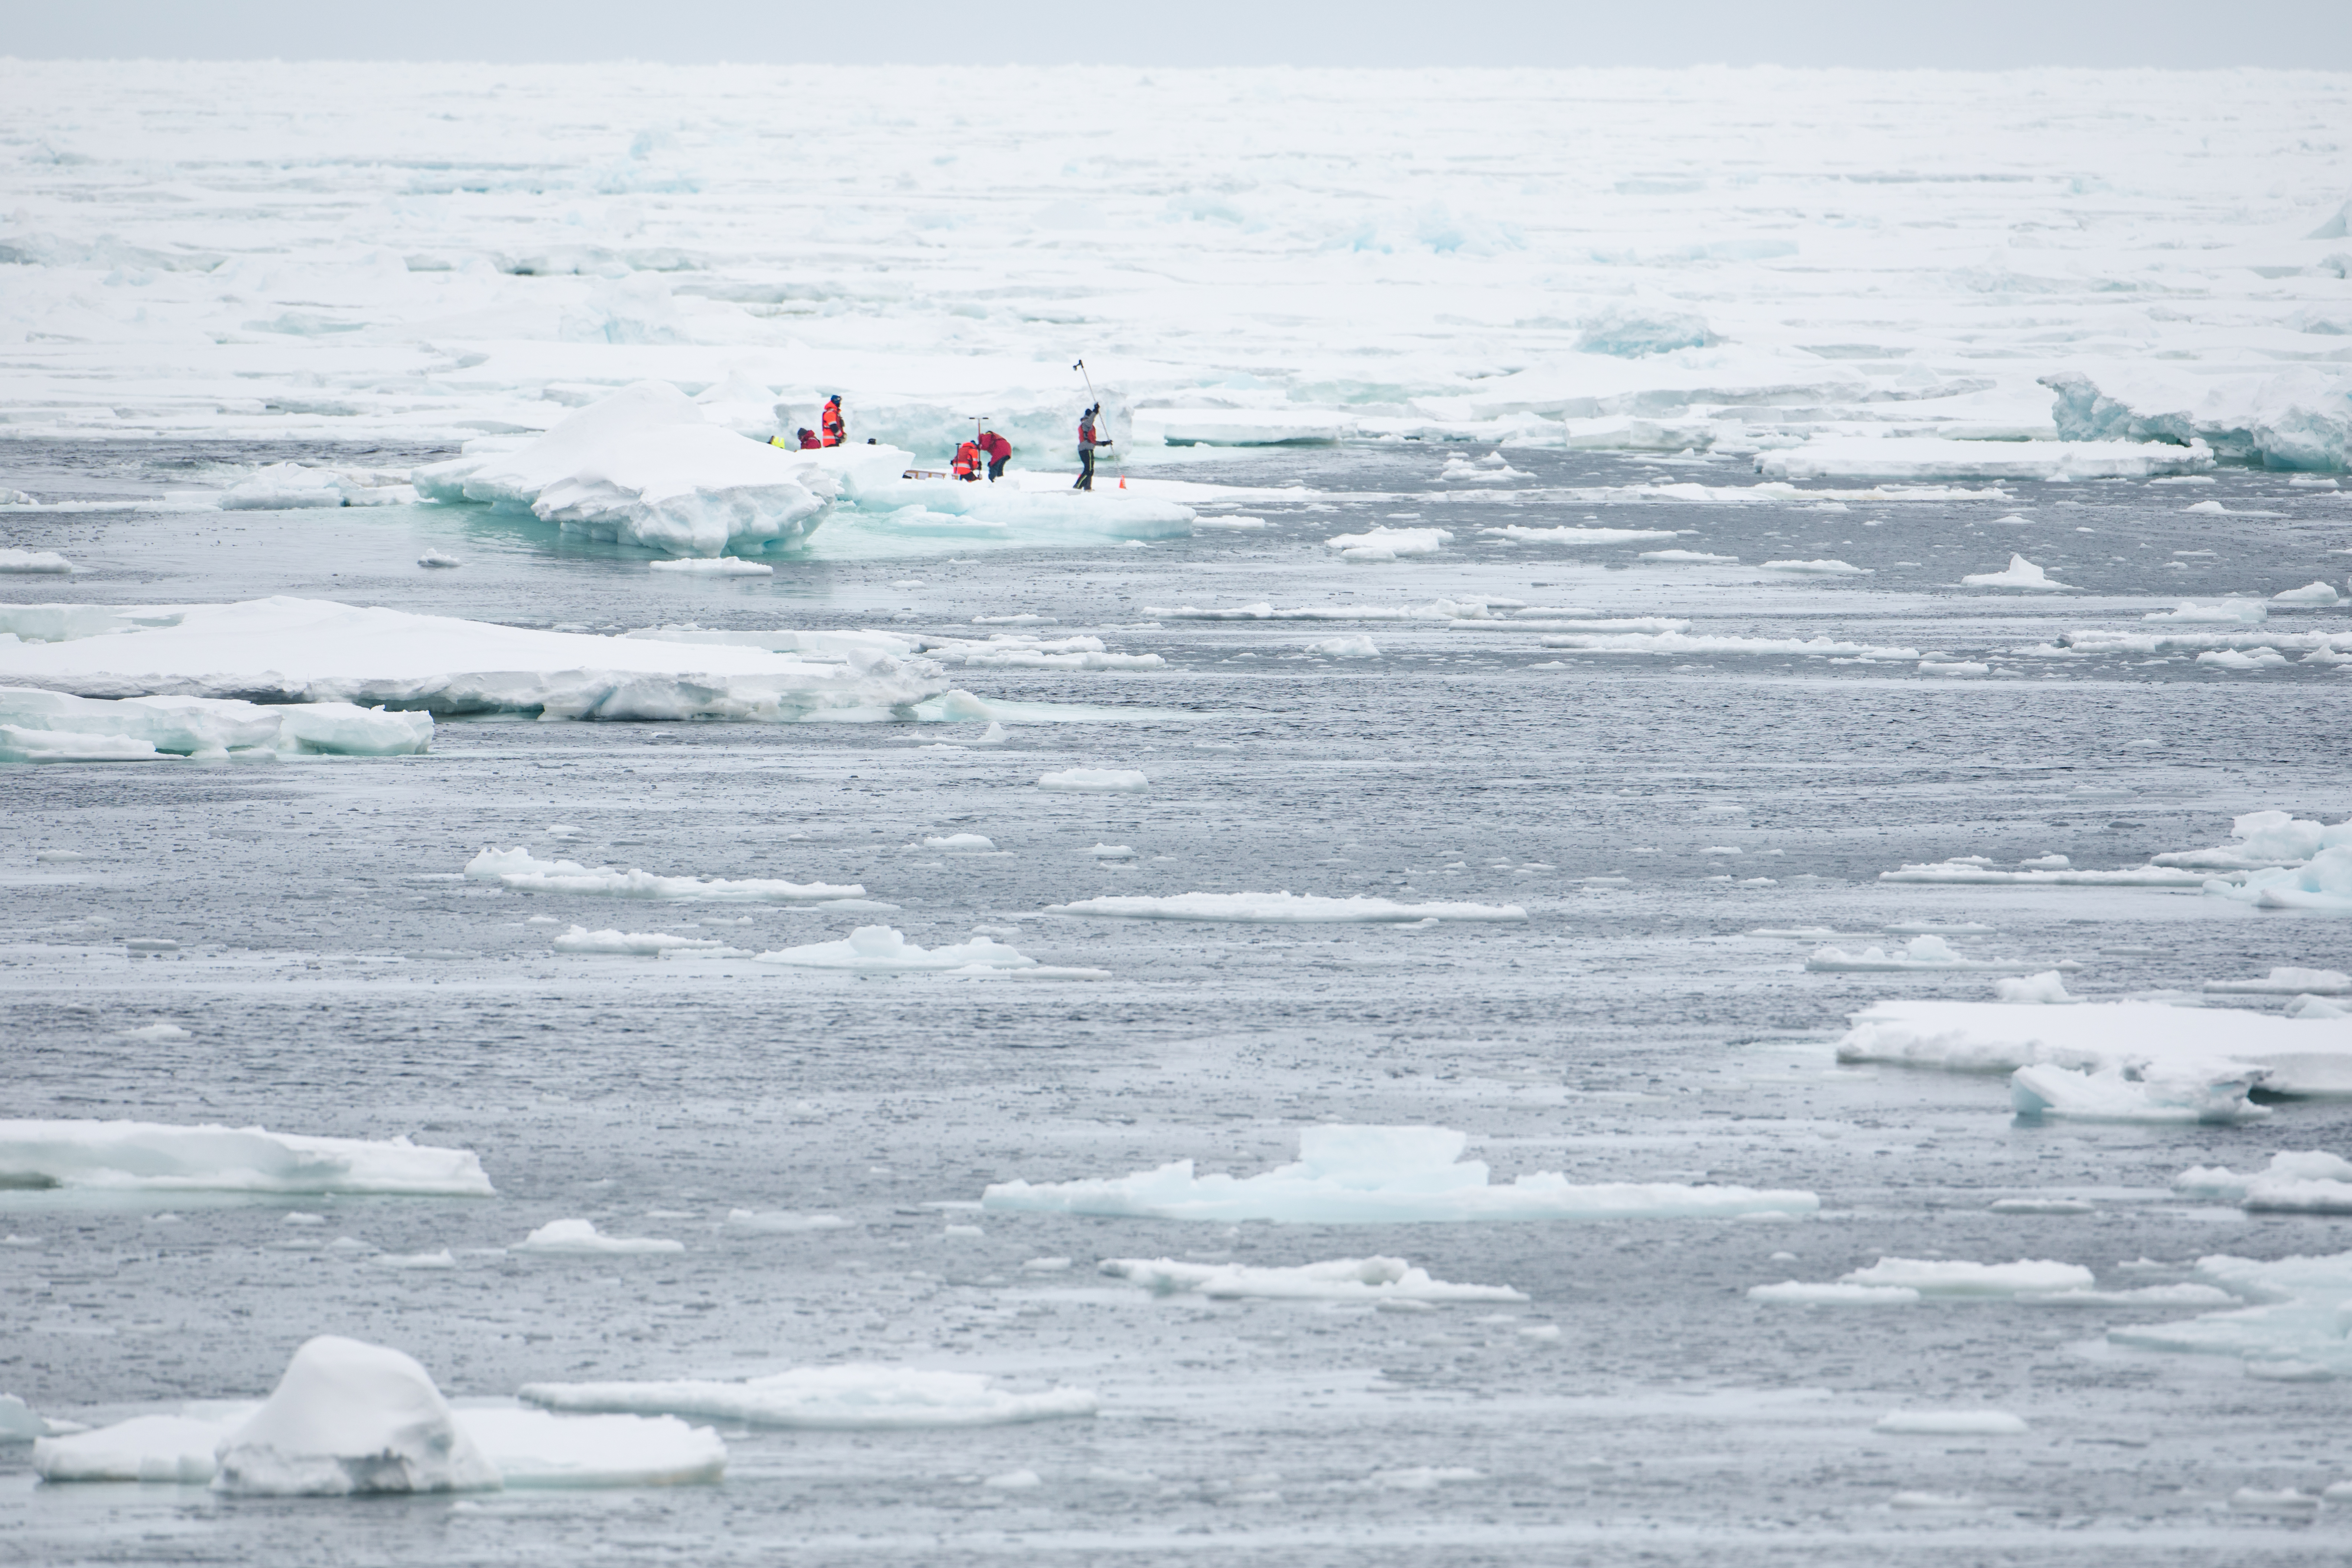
<box><xmin>1036</xmin><ymin>767</ymin><xmax>1148</xmax><ymax>793</ymax></box>
<box><xmin>1834</xmin><ymin>1000</ymin><xmax>2352</xmax><ymax>1095</ymax></box>
<box><xmin>466</xmin><ymin>847</ymin><xmax>863</xmax><ymax>903</ymax></box>
<box><xmin>0</xmin><ymin>549</ymin><xmax>74</xmax><ymax>575</ymax></box>
<box><xmin>2176</xmin><ymin>1152</ymin><xmax>2352</xmax><ymax>1212</ymax></box>
<box><xmin>0</xmin><ymin>688</ymin><xmax>431</xmax><ymax>761</ymax></box>
<box><xmin>212</xmin><ymin>1336</ymin><xmax>501</xmax><ymax>1496</ymax></box>
<box><xmin>1839</xmin><ymin>1258</ymin><xmax>2094</xmax><ymax>1297</ymax></box>
<box><xmin>0</xmin><ymin>1120</ymin><xmax>493</xmax><ymax>1196</ymax></box>
<box><xmin>551</xmin><ymin>925</ymin><xmax>734</xmax><ymax>956</ymax></box>
<box><xmin>1959</xmin><ymin>555</ymin><xmax>2075</xmax><ymax>591</ymax></box>
<box><xmin>1805</xmin><ymin>935</ymin><xmax>2036</xmax><ymax>973</ymax></box>
<box><xmin>513</xmin><ymin>1219</ymin><xmax>684</xmax><ymax>1256</ymax></box>
<box><xmin>2010</xmin><ymin>1063</ymin><xmax>2270</xmax><ymax>1124</ymax></box>
<box><xmin>1873</xmin><ymin>1410</ymin><xmax>2029</xmax><ymax>1436</ymax></box>
<box><xmin>982</xmin><ymin>1125</ymin><xmax>1816</xmax><ymax>1223</ymax></box>
<box><xmin>1325</xmin><ymin>527</ymin><xmax>1451</xmax><ymax>563</ymax></box>
<box><xmin>519</xmin><ymin>1366</ymin><xmax>1097</xmax><ymax>1429</ymax></box>
<box><xmin>0</xmin><ymin>598</ymin><xmax>947</xmax><ymax>719</ymax></box>
<box><xmin>752</xmin><ymin>925</ymin><xmax>1051</xmax><ymax>974</ymax></box>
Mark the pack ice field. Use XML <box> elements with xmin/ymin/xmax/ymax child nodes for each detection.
<box><xmin>3</xmin><ymin>58</ymin><xmax>2352</xmax><ymax>1568</ymax></box>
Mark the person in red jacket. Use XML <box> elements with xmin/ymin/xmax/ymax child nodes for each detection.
<box><xmin>951</xmin><ymin>439</ymin><xmax>982</xmax><ymax>481</ymax></box>
<box><xmin>797</xmin><ymin>427</ymin><xmax>823</xmax><ymax>450</ymax></box>
<box><xmin>1074</xmin><ymin>403</ymin><xmax>1108</xmax><ymax>491</ymax></box>
<box><xmin>977</xmin><ymin>429</ymin><xmax>1012</xmax><ymax>482</ymax></box>
<box><xmin>820</xmin><ymin>396</ymin><xmax>846</xmax><ymax>447</ymax></box>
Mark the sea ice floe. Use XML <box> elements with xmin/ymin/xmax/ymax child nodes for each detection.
<box><xmin>1639</xmin><ymin>549</ymin><xmax>1739</xmax><ymax>563</ymax></box>
<box><xmin>1960</xmin><ymin>555</ymin><xmax>2075</xmax><ymax>591</ymax></box>
<box><xmin>0</xmin><ymin>1119</ymin><xmax>492</xmax><ymax>1195</ymax></box>
<box><xmin>1538</xmin><ymin>631</ymin><xmax>1920</xmax><ymax>660</ymax></box>
<box><xmin>551</xmin><ymin>925</ymin><xmax>736</xmax><ymax>956</ymax></box>
<box><xmin>1747</xmin><ymin>1282</ymin><xmax>1922</xmax><ymax>1305</ymax></box>
<box><xmin>1325</xmin><ymin>526</ymin><xmax>1451</xmax><ymax>562</ymax></box>
<box><xmin>0</xmin><ymin>548</ymin><xmax>74</xmax><ymax>574</ymax></box>
<box><xmin>1873</xmin><ymin>1410</ymin><xmax>2029</xmax><ymax>1436</ymax></box>
<box><xmin>752</xmin><ymin>925</ymin><xmax>1070</xmax><ymax>975</ymax></box>
<box><xmin>1878</xmin><ymin>859</ymin><xmax>2207</xmax><ymax>887</ymax></box>
<box><xmin>981</xmin><ymin>1125</ymin><xmax>1816</xmax><ymax>1224</ymax></box>
<box><xmin>923</xmin><ymin>634</ymin><xmax>1164</xmax><ymax>672</ymax></box>
<box><xmin>1805</xmin><ymin>935</ymin><xmax>2037</xmax><ymax>973</ymax></box>
<box><xmin>465</xmin><ymin>847</ymin><xmax>862</xmax><ymax>902</ymax></box>
<box><xmin>513</xmin><ymin>1219</ymin><xmax>683</xmax><ymax>1256</ymax></box>
<box><xmin>2273</xmin><ymin>581</ymin><xmax>2343</xmax><ymax>606</ymax></box>
<box><xmin>417</xmin><ymin>550</ymin><xmax>461</xmax><ymax>569</ymax></box>
<box><xmin>1305</xmin><ymin>635</ymin><xmax>1380</xmax><ymax>658</ymax></box>
<box><xmin>0</xmin><ymin>598</ymin><xmax>948</xmax><ymax>720</ymax></box>
<box><xmin>34</xmin><ymin>1340</ymin><xmax>724</xmax><ymax>1490</ymax></box>
<box><xmin>413</xmin><ymin>383</ymin><xmax>831</xmax><ymax>558</ymax></box>
<box><xmin>2175</xmin><ymin>1151</ymin><xmax>2352</xmax><ymax>1212</ymax></box>
<box><xmin>2205</xmin><ymin>967</ymin><xmax>2351</xmax><ymax>996</ymax></box>
<box><xmin>1840</xmin><ymin>1258</ymin><xmax>2095</xmax><ymax>1296</ymax></box>
<box><xmin>2010</xmin><ymin>1063</ymin><xmax>2270</xmax><ymax>1124</ymax></box>
<box><xmin>724</xmin><ymin>1210</ymin><xmax>849</xmax><ymax>1232</ymax></box>
<box><xmin>2108</xmin><ymin>1249</ymin><xmax>2352</xmax><ymax>1376</ymax></box>
<box><xmin>1478</xmin><ymin>525</ymin><xmax>1681</xmax><ymax>545</ymax></box>
<box><xmin>1994</xmin><ymin>972</ymin><xmax>2076</xmax><ymax>1004</ymax></box>
<box><xmin>210</xmin><ymin>1337</ymin><xmax>502</xmax><ymax>1496</ymax></box>
<box><xmin>216</xmin><ymin>461</ymin><xmax>416</xmax><ymax>511</ymax></box>
<box><xmin>1042</xmin><ymin>892</ymin><xmax>1525</xmax><ymax>923</ymax></box>
<box><xmin>1756</xmin><ymin>436</ymin><xmax>2213</xmax><ymax>482</ymax></box>
<box><xmin>2206</xmin><ymin>845</ymin><xmax>2352</xmax><ymax>913</ymax></box>
<box><xmin>2150</xmin><ymin>810</ymin><xmax>2352</xmax><ymax>871</ymax></box>
<box><xmin>648</xmin><ymin>557</ymin><xmax>772</xmax><ymax>575</ymax></box>
<box><xmin>1037</xmin><ymin>767</ymin><xmax>1148</xmax><ymax>793</ymax></box>
<box><xmin>1757</xmin><ymin>559</ymin><xmax>1868</xmax><ymax>576</ymax></box>
<box><xmin>1834</xmin><ymin>999</ymin><xmax>2352</xmax><ymax>1095</ymax></box>
<box><xmin>2144</xmin><ymin>600</ymin><xmax>2268</xmax><ymax>624</ymax></box>
<box><xmin>0</xmin><ymin>688</ymin><xmax>431</xmax><ymax>762</ymax></box>
<box><xmin>519</xmin><ymin>1366</ymin><xmax>1097</xmax><ymax>1429</ymax></box>
<box><xmin>1096</xmin><ymin>1256</ymin><xmax>1526</xmax><ymax>1302</ymax></box>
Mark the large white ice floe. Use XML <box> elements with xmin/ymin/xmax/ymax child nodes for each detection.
<box><xmin>752</xmin><ymin>924</ymin><xmax>1102</xmax><ymax>978</ymax></box>
<box><xmin>519</xmin><ymin>1366</ymin><xmax>1098</xmax><ymax>1429</ymax></box>
<box><xmin>1833</xmin><ymin>999</ymin><xmax>2352</xmax><ymax>1096</ymax></box>
<box><xmin>2108</xmin><ymin>1249</ymin><xmax>2352</xmax><ymax>1376</ymax></box>
<box><xmin>513</xmin><ymin>1219</ymin><xmax>684</xmax><ymax>1256</ymax></box>
<box><xmin>466</xmin><ymin>847</ymin><xmax>863</xmax><ymax>903</ymax></box>
<box><xmin>2153</xmin><ymin>810</ymin><xmax>2352</xmax><ymax>871</ymax></box>
<box><xmin>213</xmin><ymin>1337</ymin><xmax>498</xmax><ymax>1496</ymax></box>
<box><xmin>35</xmin><ymin>1342</ymin><xmax>724</xmax><ymax>1490</ymax></box>
<box><xmin>1841</xmin><ymin>1258</ymin><xmax>2095</xmax><ymax>1297</ymax></box>
<box><xmin>0</xmin><ymin>548</ymin><xmax>74</xmax><ymax>574</ymax></box>
<box><xmin>1804</xmin><ymin>935</ymin><xmax>2037</xmax><ymax>973</ymax></box>
<box><xmin>1878</xmin><ymin>858</ymin><xmax>2208</xmax><ymax>887</ymax></box>
<box><xmin>1960</xmin><ymin>555</ymin><xmax>2075</xmax><ymax>591</ymax></box>
<box><xmin>2042</xmin><ymin>368</ymin><xmax>2352</xmax><ymax>474</ymax></box>
<box><xmin>1042</xmin><ymin>892</ymin><xmax>1525</xmax><ymax>923</ymax></box>
<box><xmin>1326</xmin><ymin>526</ymin><xmax>1452</xmax><ymax>562</ymax></box>
<box><xmin>1098</xmin><ymin>1256</ymin><xmax>1525</xmax><ymax>1302</ymax></box>
<box><xmin>216</xmin><ymin>461</ymin><xmax>416</xmax><ymax>511</ymax></box>
<box><xmin>2206</xmin><ymin>846</ymin><xmax>2352</xmax><ymax>914</ymax></box>
<box><xmin>2205</xmin><ymin>967</ymin><xmax>2352</xmax><ymax>996</ymax></box>
<box><xmin>980</xmin><ymin>1125</ymin><xmax>1817</xmax><ymax>1223</ymax></box>
<box><xmin>2176</xmin><ymin>1151</ymin><xmax>2352</xmax><ymax>1213</ymax></box>
<box><xmin>411</xmin><ymin>382</ymin><xmax>832</xmax><ymax>557</ymax></box>
<box><xmin>0</xmin><ymin>598</ymin><xmax>948</xmax><ymax>719</ymax></box>
<box><xmin>0</xmin><ymin>688</ymin><xmax>430</xmax><ymax>762</ymax></box>
<box><xmin>1756</xmin><ymin>436</ymin><xmax>2214</xmax><ymax>482</ymax></box>
<box><xmin>2010</xmin><ymin>1064</ymin><xmax>2270</xmax><ymax>1124</ymax></box>
<box><xmin>0</xmin><ymin>1119</ymin><xmax>493</xmax><ymax>1195</ymax></box>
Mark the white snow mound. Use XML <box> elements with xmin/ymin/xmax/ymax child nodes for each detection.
<box><xmin>1961</xmin><ymin>555</ymin><xmax>2075</xmax><ymax>591</ymax></box>
<box><xmin>412</xmin><ymin>382</ymin><xmax>832</xmax><ymax>558</ymax></box>
<box><xmin>213</xmin><ymin>1336</ymin><xmax>501</xmax><ymax>1496</ymax></box>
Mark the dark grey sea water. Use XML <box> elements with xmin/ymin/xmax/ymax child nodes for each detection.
<box><xmin>4</xmin><ymin>445</ymin><xmax>2352</xmax><ymax>1563</ymax></box>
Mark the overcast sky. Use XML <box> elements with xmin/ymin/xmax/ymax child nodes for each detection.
<box><xmin>3</xmin><ymin>0</ymin><xmax>2346</xmax><ymax>69</ymax></box>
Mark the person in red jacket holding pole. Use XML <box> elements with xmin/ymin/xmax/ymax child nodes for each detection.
<box><xmin>1074</xmin><ymin>404</ymin><xmax>1109</xmax><ymax>491</ymax></box>
<box><xmin>978</xmin><ymin>429</ymin><xmax>1012</xmax><ymax>482</ymax></box>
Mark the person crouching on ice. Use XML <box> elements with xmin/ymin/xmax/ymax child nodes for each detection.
<box><xmin>979</xmin><ymin>429</ymin><xmax>1012</xmax><ymax>482</ymax></box>
<box><xmin>952</xmin><ymin>439</ymin><xmax>982</xmax><ymax>481</ymax></box>
<box><xmin>820</xmin><ymin>395</ymin><xmax>846</xmax><ymax>447</ymax></box>
<box><xmin>797</xmin><ymin>427</ymin><xmax>823</xmax><ymax>449</ymax></box>
<box><xmin>1074</xmin><ymin>403</ymin><xmax>1109</xmax><ymax>491</ymax></box>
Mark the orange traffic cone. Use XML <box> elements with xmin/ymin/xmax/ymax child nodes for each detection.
<box><xmin>1118</xmin><ymin>475</ymin><xmax>1126</xmax><ymax>489</ymax></box>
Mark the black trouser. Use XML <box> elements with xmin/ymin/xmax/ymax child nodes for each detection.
<box><xmin>1074</xmin><ymin>447</ymin><xmax>1094</xmax><ymax>490</ymax></box>
<box><xmin>988</xmin><ymin>455</ymin><xmax>1007</xmax><ymax>481</ymax></box>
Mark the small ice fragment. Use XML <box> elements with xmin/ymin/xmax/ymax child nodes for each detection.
<box><xmin>1873</xmin><ymin>1410</ymin><xmax>2029</xmax><ymax>1436</ymax></box>
<box><xmin>1038</xmin><ymin>768</ymin><xmax>1148</xmax><ymax>793</ymax></box>
<box><xmin>417</xmin><ymin>551</ymin><xmax>462</xmax><ymax>569</ymax></box>
<box><xmin>983</xmin><ymin>1468</ymin><xmax>1042</xmax><ymax>1488</ymax></box>
<box><xmin>513</xmin><ymin>1219</ymin><xmax>683</xmax><ymax>1256</ymax></box>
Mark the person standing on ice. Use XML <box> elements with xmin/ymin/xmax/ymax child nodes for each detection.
<box><xmin>1074</xmin><ymin>403</ymin><xmax>1110</xmax><ymax>491</ymax></box>
<box><xmin>820</xmin><ymin>396</ymin><xmax>846</xmax><ymax>447</ymax></box>
<box><xmin>978</xmin><ymin>429</ymin><xmax>1012</xmax><ymax>482</ymax></box>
